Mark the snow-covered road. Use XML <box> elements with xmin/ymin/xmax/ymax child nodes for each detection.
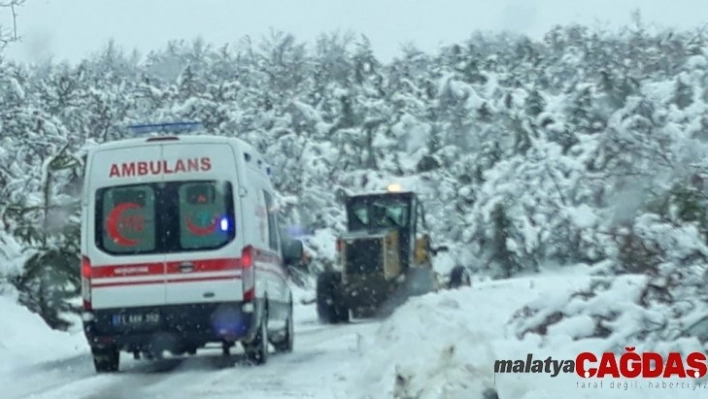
<box><xmin>5</xmin><ymin>305</ymin><xmax>376</xmax><ymax>399</ymax></box>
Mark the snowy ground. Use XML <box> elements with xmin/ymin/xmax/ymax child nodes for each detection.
<box><xmin>3</xmin><ymin>271</ymin><xmax>708</xmax><ymax>399</ymax></box>
<box><xmin>0</xmin><ymin>295</ymin><xmax>85</xmax><ymax>376</ymax></box>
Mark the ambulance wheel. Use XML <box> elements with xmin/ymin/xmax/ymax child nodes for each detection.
<box><xmin>243</xmin><ymin>307</ymin><xmax>269</xmax><ymax>365</ymax></box>
<box><xmin>273</xmin><ymin>298</ymin><xmax>294</xmax><ymax>353</ymax></box>
<box><xmin>92</xmin><ymin>346</ymin><xmax>120</xmax><ymax>373</ymax></box>
<box><xmin>316</xmin><ymin>271</ymin><xmax>349</xmax><ymax>324</ymax></box>
<box><xmin>448</xmin><ymin>265</ymin><xmax>471</xmax><ymax>289</ymax></box>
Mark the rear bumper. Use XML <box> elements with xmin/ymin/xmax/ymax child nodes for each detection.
<box><xmin>83</xmin><ymin>300</ymin><xmax>263</xmax><ymax>352</ymax></box>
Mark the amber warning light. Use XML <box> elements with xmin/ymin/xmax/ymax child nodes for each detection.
<box><xmin>387</xmin><ymin>183</ymin><xmax>402</xmax><ymax>192</ymax></box>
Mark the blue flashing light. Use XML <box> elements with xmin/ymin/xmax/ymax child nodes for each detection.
<box><xmin>219</xmin><ymin>217</ymin><xmax>230</xmax><ymax>232</ymax></box>
<box><xmin>288</xmin><ymin>225</ymin><xmax>305</xmax><ymax>237</ymax></box>
<box><xmin>127</xmin><ymin>121</ymin><xmax>204</xmax><ymax>135</ymax></box>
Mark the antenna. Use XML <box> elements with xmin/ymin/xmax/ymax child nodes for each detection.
<box><xmin>126</xmin><ymin>121</ymin><xmax>204</xmax><ymax>136</ymax></box>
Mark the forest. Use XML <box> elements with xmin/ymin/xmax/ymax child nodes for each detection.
<box><xmin>1</xmin><ymin>16</ymin><xmax>708</xmax><ymax>342</ymax></box>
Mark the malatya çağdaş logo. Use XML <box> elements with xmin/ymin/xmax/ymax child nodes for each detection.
<box><xmin>494</xmin><ymin>348</ymin><xmax>708</xmax><ymax>379</ymax></box>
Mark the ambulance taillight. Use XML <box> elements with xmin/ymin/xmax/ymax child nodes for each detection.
<box><xmin>242</xmin><ymin>246</ymin><xmax>255</xmax><ymax>301</ymax></box>
<box><xmin>81</xmin><ymin>256</ymin><xmax>92</xmax><ymax>310</ymax></box>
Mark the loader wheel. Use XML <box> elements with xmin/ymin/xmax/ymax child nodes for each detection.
<box><xmin>448</xmin><ymin>265</ymin><xmax>472</xmax><ymax>289</ymax></box>
<box><xmin>316</xmin><ymin>271</ymin><xmax>349</xmax><ymax>324</ymax></box>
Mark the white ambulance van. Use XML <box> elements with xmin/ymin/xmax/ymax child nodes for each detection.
<box><xmin>80</xmin><ymin>130</ymin><xmax>303</xmax><ymax>372</ymax></box>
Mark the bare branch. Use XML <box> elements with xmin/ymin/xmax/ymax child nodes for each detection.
<box><xmin>10</xmin><ymin>1</ymin><xmax>20</xmax><ymax>40</ymax></box>
<box><xmin>0</xmin><ymin>0</ymin><xmax>25</xmax><ymax>47</ymax></box>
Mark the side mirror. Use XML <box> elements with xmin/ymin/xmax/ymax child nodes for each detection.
<box><xmin>282</xmin><ymin>239</ymin><xmax>305</xmax><ymax>267</ymax></box>
<box><xmin>335</xmin><ymin>188</ymin><xmax>348</xmax><ymax>204</ymax></box>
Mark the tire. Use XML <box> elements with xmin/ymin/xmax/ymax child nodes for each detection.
<box><xmin>92</xmin><ymin>346</ymin><xmax>119</xmax><ymax>373</ymax></box>
<box><xmin>273</xmin><ymin>298</ymin><xmax>294</xmax><ymax>353</ymax></box>
<box><xmin>337</xmin><ymin>301</ymin><xmax>350</xmax><ymax>323</ymax></box>
<box><xmin>316</xmin><ymin>271</ymin><xmax>349</xmax><ymax>324</ymax></box>
<box><xmin>448</xmin><ymin>265</ymin><xmax>471</xmax><ymax>289</ymax></box>
<box><xmin>243</xmin><ymin>305</ymin><xmax>269</xmax><ymax>365</ymax></box>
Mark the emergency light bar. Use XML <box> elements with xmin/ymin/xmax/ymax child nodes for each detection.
<box><xmin>127</xmin><ymin>121</ymin><xmax>204</xmax><ymax>135</ymax></box>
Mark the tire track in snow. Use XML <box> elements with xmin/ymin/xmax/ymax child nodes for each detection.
<box><xmin>16</xmin><ymin>318</ymin><xmax>378</xmax><ymax>399</ymax></box>
<box><xmin>174</xmin><ymin>321</ymin><xmax>376</xmax><ymax>399</ymax></box>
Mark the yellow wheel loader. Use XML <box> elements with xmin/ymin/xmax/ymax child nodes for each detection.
<box><xmin>316</xmin><ymin>185</ymin><xmax>452</xmax><ymax>323</ymax></box>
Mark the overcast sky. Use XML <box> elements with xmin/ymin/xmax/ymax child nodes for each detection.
<box><xmin>2</xmin><ymin>0</ymin><xmax>707</xmax><ymax>64</ymax></box>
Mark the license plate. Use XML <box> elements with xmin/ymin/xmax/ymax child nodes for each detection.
<box><xmin>112</xmin><ymin>312</ymin><xmax>160</xmax><ymax>327</ymax></box>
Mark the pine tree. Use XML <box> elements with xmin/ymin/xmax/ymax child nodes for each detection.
<box><xmin>10</xmin><ymin>145</ymin><xmax>83</xmax><ymax>331</ymax></box>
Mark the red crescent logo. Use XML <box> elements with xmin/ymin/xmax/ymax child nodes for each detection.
<box><xmin>186</xmin><ymin>214</ymin><xmax>219</xmax><ymax>236</ymax></box>
<box><xmin>106</xmin><ymin>202</ymin><xmax>142</xmax><ymax>246</ymax></box>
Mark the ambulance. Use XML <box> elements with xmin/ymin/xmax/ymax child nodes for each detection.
<box><xmin>80</xmin><ymin>125</ymin><xmax>303</xmax><ymax>372</ymax></box>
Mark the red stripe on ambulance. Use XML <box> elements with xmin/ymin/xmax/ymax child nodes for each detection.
<box><xmin>91</xmin><ymin>275</ymin><xmax>242</xmax><ymax>289</ymax></box>
<box><xmin>88</xmin><ymin>253</ymin><xmax>285</xmax><ymax>288</ymax></box>
<box><xmin>89</xmin><ymin>258</ymin><xmax>240</xmax><ymax>279</ymax></box>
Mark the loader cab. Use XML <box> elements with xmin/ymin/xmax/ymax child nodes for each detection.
<box><xmin>344</xmin><ymin>189</ymin><xmax>426</xmax><ymax>272</ymax></box>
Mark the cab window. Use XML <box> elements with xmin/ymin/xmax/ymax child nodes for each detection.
<box><xmin>347</xmin><ymin>198</ymin><xmax>410</xmax><ymax>230</ymax></box>
<box><xmin>350</xmin><ymin>203</ymin><xmax>369</xmax><ymax>230</ymax></box>
<box><xmin>374</xmin><ymin>202</ymin><xmax>408</xmax><ymax>228</ymax></box>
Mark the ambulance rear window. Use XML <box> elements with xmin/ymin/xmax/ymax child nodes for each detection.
<box><xmin>95</xmin><ymin>181</ymin><xmax>235</xmax><ymax>255</ymax></box>
<box><xmin>98</xmin><ymin>185</ymin><xmax>156</xmax><ymax>254</ymax></box>
<box><xmin>178</xmin><ymin>182</ymin><xmax>231</xmax><ymax>250</ymax></box>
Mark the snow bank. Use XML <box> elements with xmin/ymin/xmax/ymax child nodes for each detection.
<box><xmin>347</xmin><ymin>291</ymin><xmax>498</xmax><ymax>399</ymax></box>
<box><xmin>0</xmin><ymin>295</ymin><xmax>86</xmax><ymax>376</ymax></box>
<box><xmin>345</xmin><ymin>274</ymin><xmax>708</xmax><ymax>399</ymax></box>
<box><xmin>345</xmin><ymin>275</ymin><xmax>587</xmax><ymax>398</ymax></box>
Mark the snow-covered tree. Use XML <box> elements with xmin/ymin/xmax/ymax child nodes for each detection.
<box><xmin>2</xmin><ymin>21</ymin><xmax>708</xmax><ymax>339</ymax></box>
